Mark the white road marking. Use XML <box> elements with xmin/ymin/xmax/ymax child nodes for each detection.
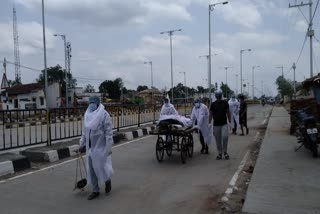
<box><xmin>0</xmin><ymin>135</ymin><xmax>153</xmax><ymax>184</ymax></box>
<box><xmin>222</xmin><ymin>150</ymin><xmax>250</xmax><ymax>198</ymax></box>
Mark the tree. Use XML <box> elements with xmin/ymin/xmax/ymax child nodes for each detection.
<box><xmin>99</xmin><ymin>78</ymin><xmax>124</xmax><ymax>100</ymax></box>
<box><xmin>37</xmin><ymin>64</ymin><xmax>77</xmax><ymax>94</ymax></box>
<box><xmin>8</xmin><ymin>80</ymin><xmax>19</xmax><ymax>87</ymax></box>
<box><xmin>84</xmin><ymin>84</ymin><xmax>95</xmax><ymax>93</ymax></box>
<box><xmin>275</xmin><ymin>76</ymin><xmax>294</xmax><ymax>98</ymax></box>
<box><xmin>220</xmin><ymin>83</ymin><xmax>234</xmax><ymax>99</ymax></box>
<box><xmin>197</xmin><ymin>86</ymin><xmax>205</xmax><ymax>93</ymax></box>
<box><xmin>137</xmin><ymin>85</ymin><xmax>148</xmax><ymax>92</ymax></box>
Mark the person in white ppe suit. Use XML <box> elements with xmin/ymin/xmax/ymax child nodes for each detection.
<box><xmin>79</xmin><ymin>96</ymin><xmax>113</xmax><ymax>200</ymax></box>
<box><xmin>191</xmin><ymin>99</ymin><xmax>212</xmax><ymax>154</ymax></box>
<box><xmin>228</xmin><ymin>95</ymin><xmax>240</xmax><ymax>135</ymax></box>
<box><xmin>160</xmin><ymin>97</ymin><xmax>178</xmax><ymax>118</ymax></box>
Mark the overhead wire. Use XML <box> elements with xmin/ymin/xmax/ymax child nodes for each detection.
<box><xmin>0</xmin><ymin>59</ymin><xmax>108</xmax><ymax>83</ymax></box>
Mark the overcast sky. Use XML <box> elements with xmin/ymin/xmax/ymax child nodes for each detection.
<box><xmin>0</xmin><ymin>0</ymin><xmax>319</xmax><ymax>97</ymax></box>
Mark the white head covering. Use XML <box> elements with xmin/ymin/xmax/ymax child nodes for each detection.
<box><xmin>84</xmin><ymin>104</ymin><xmax>105</xmax><ymax>130</ymax></box>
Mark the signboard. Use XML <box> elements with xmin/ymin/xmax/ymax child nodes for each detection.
<box><xmin>1</xmin><ymin>73</ymin><xmax>9</xmax><ymax>89</ymax></box>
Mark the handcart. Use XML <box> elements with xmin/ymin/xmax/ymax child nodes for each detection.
<box><xmin>150</xmin><ymin>124</ymin><xmax>196</xmax><ymax>164</ymax></box>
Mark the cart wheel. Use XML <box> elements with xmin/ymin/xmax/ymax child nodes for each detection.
<box><xmin>166</xmin><ymin>141</ymin><xmax>173</xmax><ymax>157</ymax></box>
<box><xmin>156</xmin><ymin>137</ymin><xmax>165</xmax><ymax>162</ymax></box>
<box><xmin>187</xmin><ymin>134</ymin><xmax>194</xmax><ymax>158</ymax></box>
<box><xmin>181</xmin><ymin>137</ymin><xmax>188</xmax><ymax>164</ymax></box>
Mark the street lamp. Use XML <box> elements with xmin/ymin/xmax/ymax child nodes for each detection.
<box><xmin>143</xmin><ymin>61</ymin><xmax>153</xmax><ymax>88</ymax></box>
<box><xmin>179</xmin><ymin>71</ymin><xmax>187</xmax><ymax>115</ymax></box>
<box><xmin>160</xmin><ymin>29</ymin><xmax>182</xmax><ymax>103</ymax></box>
<box><xmin>144</xmin><ymin>61</ymin><xmax>154</xmax><ymax>104</ymax></box>
<box><xmin>252</xmin><ymin>65</ymin><xmax>260</xmax><ymax>100</ymax></box>
<box><xmin>209</xmin><ymin>1</ymin><xmax>228</xmax><ymax>104</ymax></box>
<box><xmin>240</xmin><ymin>48</ymin><xmax>252</xmax><ymax>94</ymax></box>
<box><xmin>54</xmin><ymin>33</ymin><xmax>69</xmax><ymax>107</ymax></box>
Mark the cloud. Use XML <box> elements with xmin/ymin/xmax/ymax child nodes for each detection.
<box><xmin>220</xmin><ymin>1</ymin><xmax>262</xmax><ymax>29</ymax></box>
<box><xmin>15</xmin><ymin>0</ymin><xmax>193</xmax><ymax>27</ymax></box>
<box><xmin>0</xmin><ymin>21</ymin><xmax>55</xmax><ymax>56</ymax></box>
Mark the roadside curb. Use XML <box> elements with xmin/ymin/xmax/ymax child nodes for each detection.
<box><xmin>0</xmin><ymin>153</ymin><xmax>31</xmax><ymax>177</ymax></box>
<box><xmin>123</xmin><ymin>126</ymin><xmax>155</xmax><ymax>141</ymax></box>
<box><xmin>20</xmin><ymin>133</ymin><xmax>126</xmax><ymax>163</ymax></box>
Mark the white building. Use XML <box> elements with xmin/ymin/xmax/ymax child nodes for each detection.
<box><xmin>0</xmin><ymin>82</ymin><xmax>60</xmax><ymax>110</ymax></box>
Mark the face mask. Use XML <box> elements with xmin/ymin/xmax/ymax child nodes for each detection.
<box><xmin>88</xmin><ymin>103</ymin><xmax>98</xmax><ymax>112</ymax></box>
<box><xmin>165</xmin><ymin>103</ymin><xmax>170</xmax><ymax>107</ymax></box>
<box><xmin>195</xmin><ymin>103</ymin><xmax>200</xmax><ymax>108</ymax></box>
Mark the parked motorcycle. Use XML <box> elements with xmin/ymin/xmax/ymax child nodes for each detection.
<box><xmin>291</xmin><ymin>108</ymin><xmax>319</xmax><ymax>157</ymax></box>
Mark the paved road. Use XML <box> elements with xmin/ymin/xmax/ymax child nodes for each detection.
<box><xmin>0</xmin><ymin>105</ymin><xmax>272</xmax><ymax>214</ymax></box>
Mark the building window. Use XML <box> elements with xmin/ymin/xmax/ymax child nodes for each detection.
<box><xmin>40</xmin><ymin>97</ymin><xmax>44</xmax><ymax>106</ymax></box>
<box><xmin>14</xmin><ymin>99</ymin><xmax>18</xmax><ymax>108</ymax></box>
<box><xmin>32</xmin><ymin>98</ymin><xmax>36</xmax><ymax>102</ymax></box>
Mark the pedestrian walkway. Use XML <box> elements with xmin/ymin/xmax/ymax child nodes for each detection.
<box><xmin>242</xmin><ymin>107</ymin><xmax>320</xmax><ymax>214</ymax></box>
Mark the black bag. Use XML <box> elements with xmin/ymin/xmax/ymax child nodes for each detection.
<box><xmin>73</xmin><ymin>153</ymin><xmax>87</xmax><ymax>191</ymax></box>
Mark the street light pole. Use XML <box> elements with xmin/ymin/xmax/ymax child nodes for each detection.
<box><xmin>222</xmin><ymin>66</ymin><xmax>232</xmax><ymax>99</ymax></box>
<box><xmin>209</xmin><ymin>1</ymin><xmax>228</xmax><ymax>104</ymax></box>
<box><xmin>179</xmin><ymin>71</ymin><xmax>187</xmax><ymax>115</ymax></box>
<box><xmin>143</xmin><ymin>61</ymin><xmax>153</xmax><ymax>88</ymax></box>
<box><xmin>144</xmin><ymin>61</ymin><xmax>154</xmax><ymax>104</ymax></box>
<box><xmin>160</xmin><ymin>29</ymin><xmax>182</xmax><ymax>103</ymax></box>
<box><xmin>54</xmin><ymin>34</ymin><xmax>68</xmax><ymax>107</ymax></box>
<box><xmin>41</xmin><ymin>0</ymin><xmax>48</xmax><ymax>109</ymax></box>
<box><xmin>252</xmin><ymin>65</ymin><xmax>260</xmax><ymax>100</ymax></box>
<box><xmin>240</xmin><ymin>48</ymin><xmax>252</xmax><ymax>94</ymax></box>
<box><xmin>235</xmin><ymin>74</ymin><xmax>239</xmax><ymax>95</ymax></box>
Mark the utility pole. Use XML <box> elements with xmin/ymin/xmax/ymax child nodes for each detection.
<box><xmin>293</xmin><ymin>63</ymin><xmax>297</xmax><ymax>99</ymax></box>
<box><xmin>261</xmin><ymin>80</ymin><xmax>264</xmax><ymax>96</ymax></box>
<box><xmin>289</xmin><ymin>0</ymin><xmax>314</xmax><ymax>77</ymax></box>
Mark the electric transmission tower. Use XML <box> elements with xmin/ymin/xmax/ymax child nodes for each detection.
<box><xmin>13</xmin><ymin>7</ymin><xmax>21</xmax><ymax>84</ymax></box>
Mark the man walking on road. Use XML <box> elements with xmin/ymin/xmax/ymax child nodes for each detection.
<box><xmin>191</xmin><ymin>98</ymin><xmax>212</xmax><ymax>154</ymax></box>
<box><xmin>209</xmin><ymin>90</ymin><xmax>231</xmax><ymax>160</ymax></box>
<box><xmin>79</xmin><ymin>96</ymin><xmax>114</xmax><ymax>200</ymax></box>
<box><xmin>239</xmin><ymin>94</ymin><xmax>249</xmax><ymax>136</ymax></box>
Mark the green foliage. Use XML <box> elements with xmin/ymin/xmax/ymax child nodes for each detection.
<box><xmin>84</xmin><ymin>84</ymin><xmax>95</xmax><ymax>93</ymax></box>
<box><xmin>8</xmin><ymin>80</ymin><xmax>19</xmax><ymax>87</ymax></box>
<box><xmin>137</xmin><ymin>85</ymin><xmax>148</xmax><ymax>92</ymax></box>
<box><xmin>220</xmin><ymin>82</ymin><xmax>234</xmax><ymax>99</ymax></box>
<box><xmin>37</xmin><ymin>64</ymin><xmax>77</xmax><ymax>94</ymax></box>
<box><xmin>99</xmin><ymin>78</ymin><xmax>124</xmax><ymax>100</ymax></box>
<box><xmin>275</xmin><ymin>76</ymin><xmax>294</xmax><ymax>97</ymax></box>
<box><xmin>132</xmin><ymin>96</ymin><xmax>144</xmax><ymax>104</ymax></box>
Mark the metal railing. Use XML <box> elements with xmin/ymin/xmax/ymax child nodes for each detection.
<box><xmin>0</xmin><ymin>102</ymin><xmax>194</xmax><ymax>150</ymax></box>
